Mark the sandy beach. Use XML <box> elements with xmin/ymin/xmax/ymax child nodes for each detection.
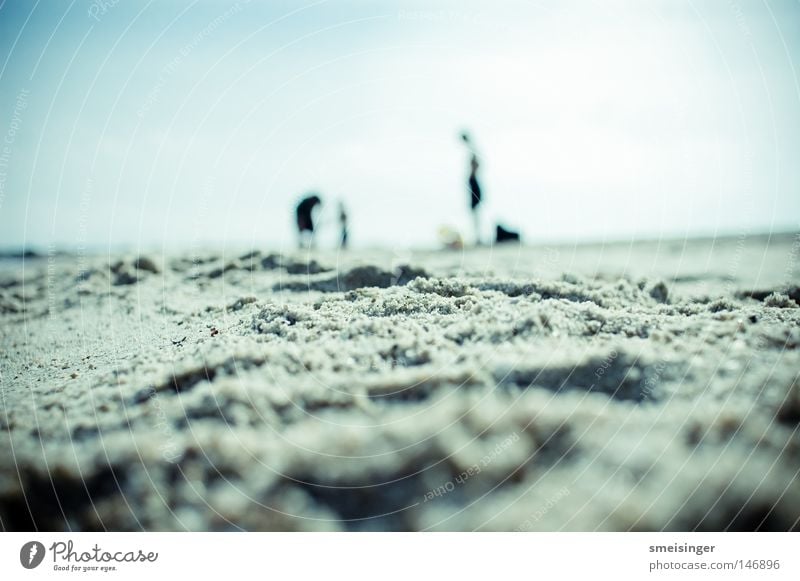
<box><xmin>1</xmin><ymin>233</ymin><xmax>799</xmax><ymax>531</ymax></box>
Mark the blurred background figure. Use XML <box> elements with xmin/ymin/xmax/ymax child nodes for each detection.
<box><xmin>295</xmin><ymin>193</ymin><xmax>322</xmax><ymax>249</ymax></box>
<box><xmin>460</xmin><ymin>131</ymin><xmax>483</xmax><ymax>245</ymax></box>
<box><xmin>338</xmin><ymin>201</ymin><xmax>349</xmax><ymax>249</ymax></box>
<box><xmin>438</xmin><ymin>225</ymin><xmax>464</xmax><ymax>250</ymax></box>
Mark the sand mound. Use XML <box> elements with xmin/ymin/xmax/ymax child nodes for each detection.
<box><xmin>1</xmin><ymin>238</ymin><xmax>798</xmax><ymax>531</ymax></box>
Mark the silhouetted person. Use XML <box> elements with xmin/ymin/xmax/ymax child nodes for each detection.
<box><xmin>461</xmin><ymin>131</ymin><xmax>483</xmax><ymax>245</ymax></box>
<box><xmin>296</xmin><ymin>194</ymin><xmax>321</xmax><ymax>248</ymax></box>
<box><xmin>338</xmin><ymin>201</ymin><xmax>349</xmax><ymax>249</ymax></box>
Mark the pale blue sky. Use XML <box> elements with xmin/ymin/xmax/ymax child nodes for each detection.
<box><xmin>0</xmin><ymin>0</ymin><xmax>798</xmax><ymax>250</ymax></box>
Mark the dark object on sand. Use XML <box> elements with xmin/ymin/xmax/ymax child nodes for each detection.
<box><xmin>295</xmin><ymin>194</ymin><xmax>322</xmax><ymax>248</ymax></box>
<box><xmin>273</xmin><ymin>264</ymin><xmax>429</xmax><ymax>293</ymax></box>
<box><xmin>737</xmin><ymin>286</ymin><xmax>800</xmax><ymax>306</ymax></box>
<box><xmin>134</xmin><ymin>256</ymin><xmax>160</xmax><ymax>274</ymax></box>
<box><xmin>0</xmin><ymin>249</ymin><xmax>41</xmax><ymax>259</ymax></box>
<box><xmin>495</xmin><ymin>225</ymin><xmax>520</xmax><ymax>244</ymax></box>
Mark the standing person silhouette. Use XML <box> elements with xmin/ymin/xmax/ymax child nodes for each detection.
<box><xmin>295</xmin><ymin>193</ymin><xmax>322</xmax><ymax>249</ymax></box>
<box><xmin>338</xmin><ymin>201</ymin><xmax>349</xmax><ymax>249</ymax></box>
<box><xmin>461</xmin><ymin>131</ymin><xmax>483</xmax><ymax>245</ymax></box>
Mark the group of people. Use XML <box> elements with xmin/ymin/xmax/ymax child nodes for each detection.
<box><xmin>294</xmin><ymin>130</ymin><xmax>516</xmax><ymax>249</ymax></box>
<box><xmin>295</xmin><ymin>195</ymin><xmax>349</xmax><ymax>249</ymax></box>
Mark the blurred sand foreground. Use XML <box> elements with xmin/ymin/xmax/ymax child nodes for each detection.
<box><xmin>1</xmin><ymin>233</ymin><xmax>799</xmax><ymax>531</ymax></box>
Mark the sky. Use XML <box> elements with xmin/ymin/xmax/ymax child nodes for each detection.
<box><xmin>0</xmin><ymin>0</ymin><xmax>798</xmax><ymax>251</ymax></box>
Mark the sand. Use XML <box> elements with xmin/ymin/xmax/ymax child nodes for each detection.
<box><xmin>1</xmin><ymin>233</ymin><xmax>799</xmax><ymax>531</ymax></box>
